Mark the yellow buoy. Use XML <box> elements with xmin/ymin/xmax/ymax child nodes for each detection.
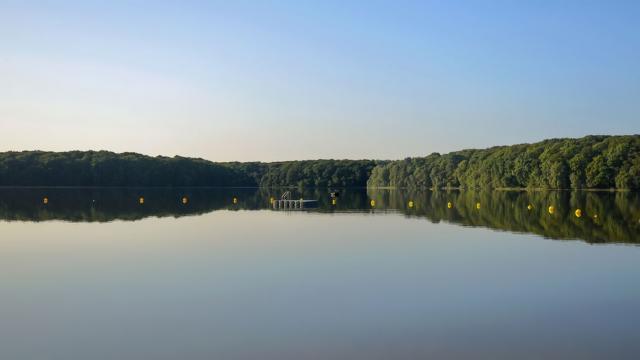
<box><xmin>182</xmin><ymin>196</ymin><xmax>188</xmax><ymax>204</ymax></box>
<box><xmin>408</xmin><ymin>200</ymin><xmax>414</xmax><ymax>208</ymax></box>
<box><xmin>139</xmin><ymin>196</ymin><xmax>144</xmax><ymax>204</ymax></box>
<box><xmin>476</xmin><ymin>202</ymin><xmax>481</xmax><ymax>210</ymax></box>
<box><xmin>527</xmin><ymin>204</ymin><xmax>533</xmax><ymax>210</ymax></box>
<box><xmin>43</xmin><ymin>197</ymin><xmax>48</xmax><ymax>204</ymax></box>
<box><xmin>447</xmin><ymin>202</ymin><xmax>453</xmax><ymax>209</ymax></box>
<box><xmin>332</xmin><ymin>198</ymin><xmax>337</xmax><ymax>205</ymax></box>
<box><xmin>593</xmin><ymin>214</ymin><xmax>598</xmax><ymax>219</ymax></box>
<box><xmin>370</xmin><ymin>199</ymin><xmax>376</xmax><ymax>207</ymax></box>
<box><xmin>548</xmin><ymin>206</ymin><xmax>555</xmax><ymax>214</ymax></box>
<box><xmin>233</xmin><ymin>197</ymin><xmax>238</xmax><ymax>204</ymax></box>
<box><xmin>270</xmin><ymin>197</ymin><xmax>275</xmax><ymax>204</ymax></box>
<box><xmin>575</xmin><ymin>209</ymin><xmax>582</xmax><ymax>218</ymax></box>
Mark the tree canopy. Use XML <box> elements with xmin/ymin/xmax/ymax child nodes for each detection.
<box><xmin>0</xmin><ymin>151</ymin><xmax>376</xmax><ymax>187</ymax></box>
<box><xmin>1</xmin><ymin>135</ymin><xmax>638</xmax><ymax>189</ymax></box>
<box><xmin>0</xmin><ymin>151</ymin><xmax>255</xmax><ymax>186</ymax></box>
<box><xmin>367</xmin><ymin>135</ymin><xmax>640</xmax><ymax>190</ymax></box>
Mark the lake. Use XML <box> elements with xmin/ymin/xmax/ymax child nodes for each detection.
<box><xmin>0</xmin><ymin>188</ymin><xmax>639</xmax><ymax>359</ymax></box>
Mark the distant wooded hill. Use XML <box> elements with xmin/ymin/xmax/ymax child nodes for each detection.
<box><xmin>0</xmin><ymin>151</ymin><xmax>376</xmax><ymax>188</ymax></box>
<box><xmin>1</xmin><ymin>135</ymin><xmax>638</xmax><ymax>189</ymax></box>
<box><xmin>368</xmin><ymin>135</ymin><xmax>640</xmax><ymax>190</ymax></box>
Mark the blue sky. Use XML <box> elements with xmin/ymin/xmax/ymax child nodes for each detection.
<box><xmin>1</xmin><ymin>0</ymin><xmax>638</xmax><ymax>161</ymax></box>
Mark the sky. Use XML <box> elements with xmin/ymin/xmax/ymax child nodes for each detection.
<box><xmin>0</xmin><ymin>0</ymin><xmax>638</xmax><ymax>161</ymax></box>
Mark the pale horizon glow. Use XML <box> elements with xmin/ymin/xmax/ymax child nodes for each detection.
<box><xmin>1</xmin><ymin>1</ymin><xmax>638</xmax><ymax>162</ymax></box>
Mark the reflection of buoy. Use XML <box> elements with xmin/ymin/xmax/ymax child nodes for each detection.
<box><xmin>548</xmin><ymin>206</ymin><xmax>555</xmax><ymax>214</ymax></box>
<box><xmin>43</xmin><ymin>197</ymin><xmax>49</xmax><ymax>204</ymax></box>
<box><xmin>370</xmin><ymin>200</ymin><xmax>376</xmax><ymax>207</ymax></box>
<box><xmin>182</xmin><ymin>196</ymin><xmax>188</xmax><ymax>204</ymax></box>
<box><xmin>139</xmin><ymin>197</ymin><xmax>144</xmax><ymax>204</ymax></box>
<box><xmin>332</xmin><ymin>199</ymin><xmax>337</xmax><ymax>205</ymax></box>
<box><xmin>408</xmin><ymin>200</ymin><xmax>414</xmax><ymax>208</ymax></box>
<box><xmin>233</xmin><ymin>197</ymin><xmax>238</xmax><ymax>204</ymax></box>
<box><xmin>476</xmin><ymin>202</ymin><xmax>481</xmax><ymax>210</ymax></box>
<box><xmin>447</xmin><ymin>202</ymin><xmax>453</xmax><ymax>209</ymax></box>
<box><xmin>527</xmin><ymin>204</ymin><xmax>533</xmax><ymax>210</ymax></box>
<box><xmin>593</xmin><ymin>214</ymin><xmax>598</xmax><ymax>219</ymax></box>
<box><xmin>575</xmin><ymin>209</ymin><xmax>582</xmax><ymax>218</ymax></box>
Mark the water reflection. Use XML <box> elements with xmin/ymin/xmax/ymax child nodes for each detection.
<box><xmin>0</xmin><ymin>188</ymin><xmax>638</xmax><ymax>244</ymax></box>
<box><xmin>368</xmin><ymin>189</ymin><xmax>640</xmax><ymax>244</ymax></box>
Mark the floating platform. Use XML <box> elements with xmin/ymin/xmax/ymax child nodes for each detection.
<box><xmin>272</xmin><ymin>199</ymin><xmax>318</xmax><ymax>210</ymax></box>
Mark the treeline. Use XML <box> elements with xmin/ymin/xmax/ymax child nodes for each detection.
<box><xmin>0</xmin><ymin>151</ymin><xmax>255</xmax><ymax>186</ymax></box>
<box><xmin>367</xmin><ymin>135</ymin><xmax>640</xmax><ymax>190</ymax></box>
<box><xmin>260</xmin><ymin>160</ymin><xmax>376</xmax><ymax>187</ymax></box>
<box><xmin>2</xmin><ymin>135</ymin><xmax>639</xmax><ymax>189</ymax></box>
<box><xmin>0</xmin><ymin>151</ymin><xmax>376</xmax><ymax>187</ymax></box>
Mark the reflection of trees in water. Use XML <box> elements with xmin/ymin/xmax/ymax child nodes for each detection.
<box><xmin>367</xmin><ymin>189</ymin><xmax>640</xmax><ymax>244</ymax></box>
<box><xmin>0</xmin><ymin>188</ymin><xmax>283</xmax><ymax>222</ymax></box>
<box><xmin>0</xmin><ymin>188</ymin><xmax>638</xmax><ymax>244</ymax></box>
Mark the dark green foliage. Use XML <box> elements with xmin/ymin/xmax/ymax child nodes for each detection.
<box><xmin>0</xmin><ymin>151</ymin><xmax>255</xmax><ymax>187</ymax></box>
<box><xmin>0</xmin><ymin>151</ymin><xmax>376</xmax><ymax>187</ymax></box>
<box><xmin>367</xmin><ymin>135</ymin><xmax>640</xmax><ymax>190</ymax></box>
<box><xmin>259</xmin><ymin>160</ymin><xmax>377</xmax><ymax>188</ymax></box>
<box><xmin>2</xmin><ymin>135</ymin><xmax>638</xmax><ymax>189</ymax></box>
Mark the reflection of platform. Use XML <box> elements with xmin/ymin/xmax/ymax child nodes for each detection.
<box><xmin>272</xmin><ymin>199</ymin><xmax>318</xmax><ymax>210</ymax></box>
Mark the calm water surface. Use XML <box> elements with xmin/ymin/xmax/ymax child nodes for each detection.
<box><xmin>0</xmin><ymin>188</ymin><xmax>639</xmax><ymax>359</ymax></box>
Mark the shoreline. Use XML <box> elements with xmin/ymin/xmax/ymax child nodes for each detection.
<box><xmin>0</xmin><ymin>185</ymin><xmax>633</xmax><ymax>192</ymax></box>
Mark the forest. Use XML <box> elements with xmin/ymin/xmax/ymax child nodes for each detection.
<box><xmin>0</xmin><ymin>151</ymin><xmax>255</xmax><ymax>187</ymax></box>
<box><xmin>0</xmin><ymin>135</ymin><xmax>638</xmax><ymax>189</ymax></box>
<box><xmin>0</xmin><ymin>151</ymin><xmax>376</xmax><ymax>187</ymax></box>
<box><xmin>367</xmin><ymin>135</ymin><xmax>640</xmax><ymax>190</ymax></box>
